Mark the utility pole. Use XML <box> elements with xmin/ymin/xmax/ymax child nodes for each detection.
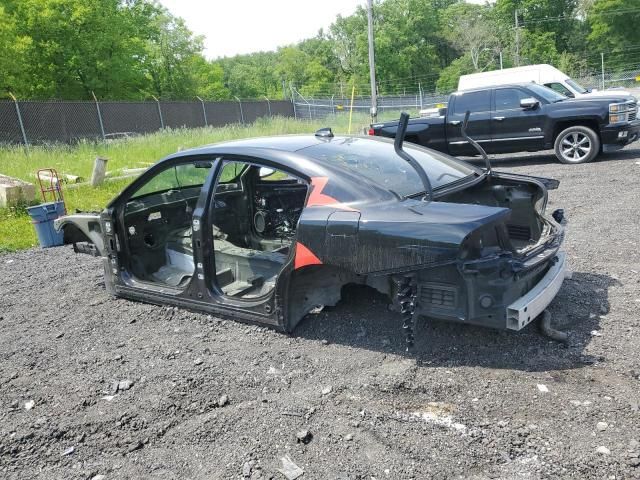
<box><xmin>514</xmin><ymin>9</ymin><xmax>520</xmax><ymax>67</ymax></box>
<box><xmin>500</xmin><ymin>51</ymin><xmax>503</xmax><ymax>70</ymax></box>
<box><xmin>601</xmin><ymin>52</ymin><xmax>605</xmax><ymax>90</ymax></box>
<box><xmin>367</xmin><ymin>0</ymin><xmax>378</xmax><ymax>122</ymax></box>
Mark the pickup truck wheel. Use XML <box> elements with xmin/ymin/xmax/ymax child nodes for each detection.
<box><xmin>554</xmin><ymin>126</ymin><xmax>600</xmax><ymax>164</ymax></box>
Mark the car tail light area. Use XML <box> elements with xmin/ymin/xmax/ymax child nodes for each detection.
<box><xmin>459</xmin><ymin>224</ymin><xmax>505</xmax><ymax>260</ymax></box>
<box><xmin>367</xmin><ymin>127</ymin><xmax>376</xmax><ymax>136</ymax></box>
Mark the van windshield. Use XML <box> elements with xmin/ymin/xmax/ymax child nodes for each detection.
<box><xmin>566</xmin><ymin>78</ymin><xmax>589</xmax><ymax>94</ymax></box>
<box><xmin>528</xmin><ymin>84</ymin><xmax>567</xmax><ymax>103</ymax></box>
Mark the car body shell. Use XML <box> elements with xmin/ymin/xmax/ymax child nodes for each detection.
<box><xmin>55</xmin><ymin>135</ymin><xmax>568</xmax><ymax>336</ymax></box>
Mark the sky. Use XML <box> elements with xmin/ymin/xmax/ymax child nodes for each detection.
<box><xmin>157</xmin><ymin>0</ymin><xmax>365</xmax><ymax>59</ymax></box>
<box><xmin>158</xmin><ymin>0</ymin><xmax>488</xmax><ymax>60</ymax></box>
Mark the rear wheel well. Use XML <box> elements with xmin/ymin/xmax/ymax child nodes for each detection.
<box><xmin>285</xmin><ymin>266</ymin><xmax>358</xmax><ymax>332</ymax></box>
<box><xmin>552</xmin><ymin>119</ymin><xmax>600</xmax><ymax>143</ymax></box>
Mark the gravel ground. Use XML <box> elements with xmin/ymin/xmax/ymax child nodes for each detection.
<box><xmin>1</xmin><ymin>147</ymin><xmax>640</xmax><ymax>480</ymax></box>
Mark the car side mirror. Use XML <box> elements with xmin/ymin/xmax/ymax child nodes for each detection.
<box><xmin>520</xmin><ymin>98</ymin><xmax>539</xmax><ymax>110</ymax></box>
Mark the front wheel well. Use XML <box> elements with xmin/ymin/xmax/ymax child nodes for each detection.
<box><xmin>552</xmin><ymin>119</ymin><xmax>600</xmax><ymax>143</ymax></box>
<box><xmin>61</xmin><ymin>223</ymin><xmax>92</xmax><ymax>245</ymax></box>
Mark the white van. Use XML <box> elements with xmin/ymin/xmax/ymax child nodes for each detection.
<box><xmin>458</xmin><ymin>64</ymin><xmax>631</xmax><ymax>98</ymax></box>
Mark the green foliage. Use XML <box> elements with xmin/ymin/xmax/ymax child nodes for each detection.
<box><xmin>435</xmin><ymin>54</ymin><xmax>475</xmax><ymax>93</ymax></box>
<box><xmin>440</xmin><ymin>3</ymin><xmax>499</xmax><ymax>71</ymax></box>
<box><xmin>588</xmin><ymin>0</ymin><xmax>640</xmax><ymax>69</ymax></box>
<box><xmin>141</xmin><ymin>11</ymin><xmax>205</xmax><ymax>99</ymax></box>
<box><xmin>520</xmin><ymin>30</ymin><xmax>560</xmax><ymax>65</ymax></box>
<box><xmin>5</xmin><ymin>0</ymin><xmax>152</xmax><ymax>99</ymax></box>
<box><xmin>0</xmin><ymin>6</ymin><xmax>31</xmax><ymax>97</ymax></box>
<box><xmin>0</xmin><ymin>0</ymin><xmax>635</xmax><ymax>101</ymax></box>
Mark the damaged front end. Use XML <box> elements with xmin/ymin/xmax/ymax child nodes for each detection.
<box><xmin>54</xmin><ymin>212</ymin><xmax>104</xmax><ymax>257</ymax></box>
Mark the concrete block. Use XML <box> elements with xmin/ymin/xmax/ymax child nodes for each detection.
<box><xmin>0</xmin><ymin>174</ymin><xmax>36</xmax><ymax>207</ymax></box>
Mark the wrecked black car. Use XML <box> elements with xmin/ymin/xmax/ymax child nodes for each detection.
<box><xmin>55</xmin><ymin>118</ymin><xmax>568</xmax><ymax>347</ymax></box>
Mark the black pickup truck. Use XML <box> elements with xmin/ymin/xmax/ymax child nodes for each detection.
<box><xmin>369</xmin><ymin>83</ymin><xmax>639</xmax><ymax>164</ymax></box>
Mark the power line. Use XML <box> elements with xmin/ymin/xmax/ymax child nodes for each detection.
<box><xmin>517</xmin><ymin>7</ymin><xmax>640</xmax><ymax>27</ymax></box>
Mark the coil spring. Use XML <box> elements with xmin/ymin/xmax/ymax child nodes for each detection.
<box><xmin>395</xmin><ymin>275</ymin><xmax>417</xmax><ymax>351</ymax></box>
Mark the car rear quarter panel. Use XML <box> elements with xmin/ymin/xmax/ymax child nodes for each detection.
<box><xmin>295</xmin><ymin>199</ymin><xmax>511</xmax><ymax>276</ymax></box>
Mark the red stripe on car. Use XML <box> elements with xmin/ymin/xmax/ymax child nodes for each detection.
<box><xmin>294</xmin><ymin>242</ymin><xmax>322</xmax><ymax>269</ymax></box>
<box><xmin>307</xmin><ymin>177</ymin><xmax>357</xmax><ymax>211</ymax></box>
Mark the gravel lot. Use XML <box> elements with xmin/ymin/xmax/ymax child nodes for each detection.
<box><xmin>1</xmin><ymin>147</ymin><xmax>640</xmax><ymax>480</ymax></box>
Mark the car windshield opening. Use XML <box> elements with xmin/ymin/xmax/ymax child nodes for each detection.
<box><xmin>301</xmin><ymin>137</ymin><xmax>479</xmax><ymax>198</ymax></box>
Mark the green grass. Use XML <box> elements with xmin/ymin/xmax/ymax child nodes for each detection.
<box><xmin>0</xmin><ymin>111</ymin><xmax>409</xmax><ymax>252</ymax></box>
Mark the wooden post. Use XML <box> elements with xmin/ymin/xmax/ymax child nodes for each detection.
<box><xmin>91</xmin><ymin>157</ymin><xmax>108</xmax><ymax>187</ymax></box>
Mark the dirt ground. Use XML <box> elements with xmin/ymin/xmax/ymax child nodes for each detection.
<box><xmin>1</xmin><ymin>147</ymin><xmax>640</xmax><ymax>480</ymax></box>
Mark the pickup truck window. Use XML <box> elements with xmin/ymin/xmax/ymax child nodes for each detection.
<box><xmin>302</xmin><ymin>138</ymin><xmax>478</xmax><ymax>198</ymax></box>
<box><xmin>453</xmin><ymin>90</ymin><xmax>491</xmax><ymax>114</ymax></box>
<box><xmin>494</xmin><ymin>88</ymin><xmax>531</xmax><ymax>110</ymax></box>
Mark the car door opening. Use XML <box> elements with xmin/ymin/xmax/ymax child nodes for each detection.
<box><xmin>123</xmin><ymin>162</ymin><xmax>213</xmax><ymax>288</ymax></box>
<box><xmin>209</xmin><ymin>161</ymin><xmax>308</xmax><ymax>298</ymax></box>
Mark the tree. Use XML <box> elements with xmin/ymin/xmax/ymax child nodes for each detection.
<box><xmin>520</xmin><ymin>30</ymin><xmax>560</xmax><ymax>65</ymax></box>
<box><xmin>0</xmin><ymin>6</ymin><xmax>31</xmax><ymax>97</ymax></box>
<box><xmin>588</xmin><ymin>0</ymin><xmax>640</xmax><ymax>69</ymax></box>
<box><xmin>493</xmin><ymin>0</ymin><xmax>581</xmax><ymax>66</ymax></box>
<box><xmin>441</xmin><ymin>3</ymin><xmax>500</xmax><ymax>71</ymax></box>
<box><xmin>191</xmin><ymin>60</ymin><xmax>229</xmax><ymax>100</ymax></box>
<box><xmin>7</xmin><ymin>0</ymin><xmax>153</xmax><ymax>99</ymax></box>
<box><xmin>435</xmin><ymin>54</ymin><xmax>475</xmax><ymax>92</ymax></box>
<box><xmin>142</xmin><ymin>11</ymin><xmax>205</xmax><ymax>99</ymax></box>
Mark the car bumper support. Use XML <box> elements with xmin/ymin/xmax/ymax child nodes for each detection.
<box><xmin>506</xmin><ymin>251</ymin><xmax>568</xmax><ymax>331</ymax></box>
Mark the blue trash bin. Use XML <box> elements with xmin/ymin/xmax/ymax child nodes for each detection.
<box><xmin>26</xmin><ymin>201</ymin><xmax>65</xmax><ymax>248</ymax></box>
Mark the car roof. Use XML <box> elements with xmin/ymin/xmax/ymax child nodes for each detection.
<box><xmin>175</xmin><ymin>134</ymin><xmax>354</xmax><ymax>156</ymax></box>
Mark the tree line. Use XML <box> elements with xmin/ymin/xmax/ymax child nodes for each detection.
<box><xmin>1</xmin><ymin>0</ymin><xmax>638</xmax><ymax>101</ymax></box>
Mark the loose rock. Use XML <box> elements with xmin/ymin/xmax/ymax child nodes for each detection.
<box><xmin>127</xmin><ymin>440</ymin><xmax>144</xmax><ymax>453</ymax></box>
<box><xmin>61</xmin><ymin>446</ymin><xmax>75</xmax><ymax>456</ymax></box>
<box><xmin>278</xmin><ymin>455</ymin><xmax>303</xmax><ymax>480</ymax></box>
<box><xmin>596</xmin><ymin>446</ymin><xmax>611</xmax><ymax>455</ymax></box>
<box><xmin>537</xmin><ymin>384</ymin><xmax>549</xmax><ymax>393</ymax></box>
<box><xmin>596</xmin><ymin>422</ymin><xmax>608</xmax><ymax>431</ymax></box>
<box><xmin>296</xmin><ymin>429</ymin><xmax>313</xmax><ymax>444</ymax></box>
<box><xmin>242</xmin><ymin>461</ymin><xmax>253</xmax><ymax>477</ymax></box>
<box><xmin>218</xmin><ymin>395</ymin><xmax>229</xmax><ymax>407</ymax></box>
<box><xmin>118</xmin><ymin>379</ymin><xmax>134</xmax><ymax>391</ymax></box>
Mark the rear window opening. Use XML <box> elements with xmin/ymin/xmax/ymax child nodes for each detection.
<box><xmin>300</xmin><ymin>137</ymin><xmax>479</xmax><ymax>198</ymax></box>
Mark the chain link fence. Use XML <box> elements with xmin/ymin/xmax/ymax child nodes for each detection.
<box><xmin>575</xmin><ymin>65</ymin><xmax>640</xmax><ymax>91</ymax></box>
<box><xmin>291</xmin><ymin>65</ymin><xmax>640</xmax><ymax>121</ymax></box>
<box><xmin>0</xmin><ymin>98</ymin><xmax>294</xmax><ymax>146</ymax></box>
<box><xmin>291</xmin><ymin>91</ymin><xmax>449</xmax><ymax>121</ymax></box>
